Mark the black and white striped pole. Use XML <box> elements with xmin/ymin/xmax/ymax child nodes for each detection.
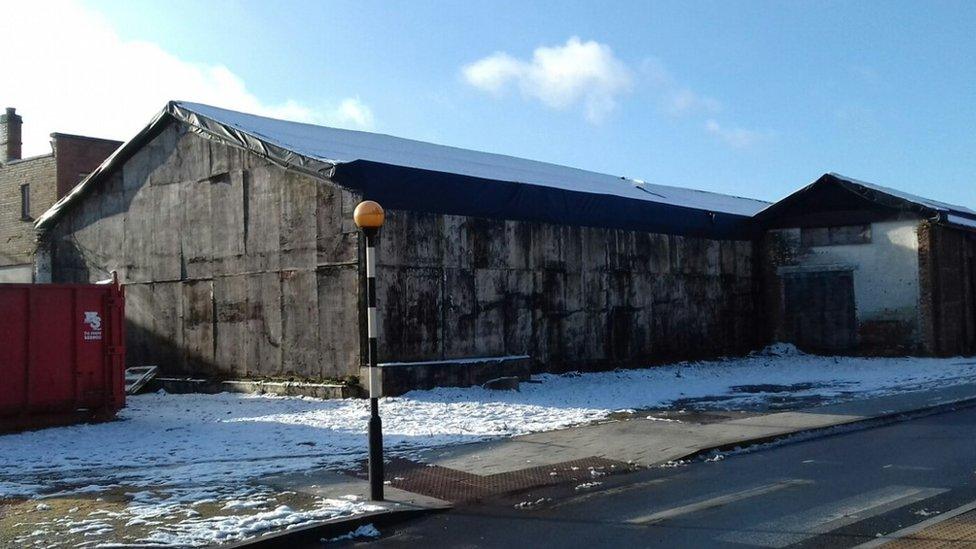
<box><xmin>354</xmin><ymin>200</ymin><xmax>386</xmax><ymax>501</ymax></box>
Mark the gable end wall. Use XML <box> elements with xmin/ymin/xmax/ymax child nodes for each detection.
<box><xmin>42</xmin><ymin>122</ymin><xmax>363</xmax><ymax>380</ymax></box>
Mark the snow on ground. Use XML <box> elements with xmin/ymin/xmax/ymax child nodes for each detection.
<box><xmin>2</xmin><ymin>345</ymin><xmax>976</xmax><ymax>545</ymax></box>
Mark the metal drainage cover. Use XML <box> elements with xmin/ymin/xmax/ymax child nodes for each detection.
<box><xmin>380</xmin><ymin>456</ymin><xmax>636</xmax><ymax>503</ymax></box>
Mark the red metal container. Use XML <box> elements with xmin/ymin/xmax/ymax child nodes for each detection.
<box><xmin>0</xmin><ymin>280</ymin><xmax>125</xmax><ymax>433</ymax></box>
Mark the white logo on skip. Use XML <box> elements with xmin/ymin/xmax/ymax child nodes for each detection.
<box><xmin>84</xmin><ymin>311</ymin><xmax>102</xmax><ymax>330</ymax></box>
<box><xmin>84</xmin><ymin>311</ymin><xmax>103</xmax><ymax>340</ymax></box>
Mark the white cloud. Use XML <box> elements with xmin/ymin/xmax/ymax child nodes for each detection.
<box><xmin>640</xmin><ymin>57</ymin><xmax>721</xmax><ymax>117</ymax></box>
<box><xmin>704</xmin><ymin>119</ymin><xmax>768</xmax><ymax>148</ymax></box>
<box><xmin>462</xmin><ymin>37</ymin><xmax>633</xmax><ymax>123</ymax></box>
<box><xmin>667</xmin><ymin>89</ymin><xmax>722</xmax><ymax>117</ymax></box>
<box><xmin>326</xmin><ymin>98</ymin><xmax>375</xmax><ymax>130</ymax></box>
<box><xmin>640</xmin><ymin>58</ymin><xmax>768</xmax><ymax>148</ymax></box>
<box><xmin>0</xmin><ymin>0</ymin><xmax>374</xmax><ymax>157</ymax></box>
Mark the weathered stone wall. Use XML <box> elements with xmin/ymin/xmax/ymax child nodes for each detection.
<box><xmin>918</xmin><ymin>222</ymin><xmax>976</xmax><ymax>356</ymax></box>
<box><xmin>373</xmin><ymin>209</ymin><xmax>761</xmax><ymax>371</ymax></box>
<box><xmin>44</xmin><ymin>122</ymin><xmax>362</xmax><ymax>380</ymax></box>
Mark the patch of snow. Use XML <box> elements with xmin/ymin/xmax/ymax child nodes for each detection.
<box><xmin>4</xmin><ymin>346</ymin><xmax>976</xmax><ymax>544</ymax></box>
<box><xmin>644</xmin><ymin>416</ymin><xmax>681</xmax><ymax>423</ymax></box>
<box><xmin>137</xmin><ymin>498</ymin><xmax>381</xmax><ymax>546</ymax></box>
<box><xmin>514</xmin><ymin>497</ymin><xmax>551</xmax><ymax>509</ymax></box>
<box><xmin>221</xmin><ymin>498</ymin><xmax>270</xmax><ymax>511</ymax></box>
<box><xmin>751</xmin><ymin>342</ymin><xmax>802</xmax><ymax>357</ymax></box>
<box><xmin>326</xmin><ymin>523</ymin><xmax>381</xmax><ymax>542</ymax></box>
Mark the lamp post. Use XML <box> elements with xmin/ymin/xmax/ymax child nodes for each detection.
<box><xmin>354</xmin><ymin>200</ymin><xmax>385</xmax><ymax>501</ymax></box>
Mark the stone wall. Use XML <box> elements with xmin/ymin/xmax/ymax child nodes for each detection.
<box><xmin>373</xmin><ymin>209</ymin><xmax>761</xmax><ymax>372</ymax></box>
<box><xmin>44</xmin><ymin>122</ymin><xmax>362</xmax><ymax>380</ymax></box>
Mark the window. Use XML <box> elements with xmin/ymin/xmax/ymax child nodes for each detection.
<box><xmin>20</xmin><ymin>184</ymin><xmax>30</xmax><ymax>220</ymax></box>
<box><xmin>801</xmin><ymin>224</ymin><xmax>871</xmax><ymax>247</ymax></box>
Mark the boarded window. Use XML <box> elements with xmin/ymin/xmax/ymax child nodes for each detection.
<box><xmin>20</xmin><ymin>184</ymin><xmax>30</xmax><ymax>220</ymax></box>
<box><xmin>801</xmin><ymin>224</ymin><xmax>871</xmax><ymax>247</ymax></box>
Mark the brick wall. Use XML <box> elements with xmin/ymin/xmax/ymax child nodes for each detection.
<box><xmin>0</xmin><ymin>154</ymin><xmax>56</xmax><ymax>267</ymax></box>
<box><xmin>53</xmin><ymin>134</ymin><xmax>122</xmax><ymax>198</ymax></box>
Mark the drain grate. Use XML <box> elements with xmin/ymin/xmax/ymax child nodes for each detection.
<box><xmin>375</xmin><ymin>456</ymin><xmax>635</xmax><ymax>503</ymax></box>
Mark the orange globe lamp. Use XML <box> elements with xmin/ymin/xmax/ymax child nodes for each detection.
<box><xmin>353</xmin><ymin>200</ymin><xmax>385</xmax><ymax>230</ymax></box>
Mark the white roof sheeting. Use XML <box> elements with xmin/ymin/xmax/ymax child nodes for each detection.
<box><xmin>176</xmin><ymin>102</ymin><xmax>769</xmax><ymax>217</ymax></box>
<box><xmin>828</xmin><ymin>173</ymin><xmax>976</xmax><ymax>218</ymax></box>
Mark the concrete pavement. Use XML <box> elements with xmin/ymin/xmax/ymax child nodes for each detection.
<box><xmin>245</xmin><ymin>381</ymin><xmax>976</xmax><ymax>545</ymax></box>
<box><xmin>417</xmin><ymin>381</ymin><xmax>976</xmax><ymax>476</ymax></box>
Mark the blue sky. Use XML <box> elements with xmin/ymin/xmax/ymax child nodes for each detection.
<box><xmin>4</xmin><ymin>1</ymin><xmax>974</xmax><ymax>205</ymax></box>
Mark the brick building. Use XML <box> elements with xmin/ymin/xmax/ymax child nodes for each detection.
<box><xmin>0</xmin><ymin>107</ymin><xmax>121</xmax><ymax>281</ymax></box>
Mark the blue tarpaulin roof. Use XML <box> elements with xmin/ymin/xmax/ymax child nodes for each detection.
<box><xmin>38</xmin><ymin>101</ymin><xmax>767</xmax><ymax>239</ymax></box>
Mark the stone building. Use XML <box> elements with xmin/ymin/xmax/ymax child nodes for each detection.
<box><xmin>757</xmin><ymin>173</ymin><xmax>976</xmax><ymax>356</ymax></box>
<box><xmin>0</xmin><ymin>107</ymin><xmax>121</xmax><ymax>281</ymax></box>
<box><xmin>35</xmin><ymin>101</ymin><xmax>767</xmax><ymax>392</ymax></box>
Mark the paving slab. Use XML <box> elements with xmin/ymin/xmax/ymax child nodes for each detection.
<box><xmin>418</xmin><ymin>382</ymin><xmax>976</xmax><ymax>476</ymax></box>
<box><xmin>721</xmin><ymin>411</ymin><xmax>863</xmax><ymax>432</ymax></box>
<box><xmin>421</xmin><ymin>439</ymin><xmax>580</xmax><ymax>476</ymax></box>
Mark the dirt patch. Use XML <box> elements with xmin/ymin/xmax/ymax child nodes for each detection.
<box><xmin>1</xmin><ymin>487</ymin><xmax>328</xmax><ymax>548</ymax></box>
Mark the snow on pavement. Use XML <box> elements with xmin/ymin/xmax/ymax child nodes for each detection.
<box><xmin>2</xmin><ymin>345</ymin><xmax>976</xmax><ymax>545</ymax></box>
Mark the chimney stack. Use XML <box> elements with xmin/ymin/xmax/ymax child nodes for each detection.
<box><xmin>1</xmin><ymin>107</ymin><xmax>23</xmax><ymax>162</ymax></box>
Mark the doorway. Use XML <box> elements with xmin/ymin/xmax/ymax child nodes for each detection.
<box><xmin>782</xmin><ymin>270</ymin><xmax>856</xmax><ymax>353</ymax></box>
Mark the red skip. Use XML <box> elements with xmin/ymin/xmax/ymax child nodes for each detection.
<box><xmin>0</xmin><ymin>279</ymin><xmax>125</xmax><ymax>433</ymax></box>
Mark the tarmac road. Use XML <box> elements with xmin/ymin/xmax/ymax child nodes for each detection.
<box><xmin>348</xmin><ymin>404</ymin><xmax>976</xmax><ymax>548</ymax></box>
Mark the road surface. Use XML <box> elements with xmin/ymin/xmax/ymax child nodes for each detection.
<box><xmin>353</xmin><ymin>404</ymin><xmax>976</xmax><ymax>548</ymax></box>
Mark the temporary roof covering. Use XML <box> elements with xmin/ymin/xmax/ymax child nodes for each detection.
<box><xmin>36</xmin><ymin>101</ymin><xmax>768</xmax><ymax>239</ymax></box>
<box><xmin>755</xmin><ymin>172</ymin><xmax>976</xmax><ymax>232</ymax></box>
